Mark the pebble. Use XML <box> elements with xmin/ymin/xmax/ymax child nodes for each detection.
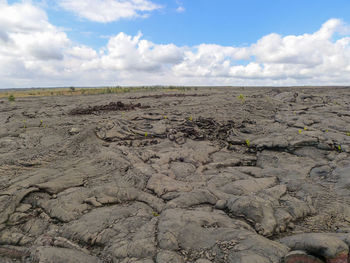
<box><xmin>69</xmin><ymin>127</ymin><xmax>80</xmax><ymax>135</ymax></box>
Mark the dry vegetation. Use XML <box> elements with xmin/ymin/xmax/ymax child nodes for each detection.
<box><xmin>0</xmin><ymin>86</ymin><xmax>194</xmax><ymax>99</ymax></box>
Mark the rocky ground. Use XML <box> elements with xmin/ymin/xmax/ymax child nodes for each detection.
<box><xmin>1</xmin><ymin>87</ymin><xmax>350</xmax><ymax>263</ymax></box>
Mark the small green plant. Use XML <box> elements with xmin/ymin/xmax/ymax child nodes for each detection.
<box><xmin>188</xmin><ymin>116</ymin><xmax>193</xmax><ymax>121</ymax></box>
<box><xmin>298</xmin><ymin>129</ymin><xmax>302</xmax><ymax>134</ymax></box>
<box><xmin>346</xmin><ymin>132</ymin><xmax>350</xmax><ymax>136</ymax></box>
<box><xmin>304</xmin><ymin>127</ymin><xmax>308</xmax><ymax>131</ymax></box>
<box><xmin>8</xmin><ymin>94</ymin><xmax>15</xmax><ymax>102</ymax></box>
<box><xmin>145</xmin><ymin>132</ymin><xmax>148</xmax><ymax>137</ymax></box>
<box><xmin>152</xmin><ymin>211</ymin><xmax>159</xmax><ymax>217</ymax></box>
<box><xmin>23</xmin><ymin>120</ymin><xmax>26</xmax><ymax>129</ymax></box>
<box><xmin>238</xmin><ymin>94</ymin><xmax>245</xmax><ymax>103</ymax></box>
<box><xmin>337</xmin><ymin>145</ymin><xmax>342</xmax><ymax>152</ymax></box>
<box><xmin>245</xmin><ymin>139</ymin><xmax>250</xmax><ymax>147</ymax></box>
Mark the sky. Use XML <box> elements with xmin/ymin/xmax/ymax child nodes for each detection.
<box><xmin>1</xmin><ymin>0</ymin><xmax>350</xmax><ymax>88</ymax></box>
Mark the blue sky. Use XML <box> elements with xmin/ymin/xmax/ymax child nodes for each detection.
<box><xmin>42</xmin><ymin>0</ymin><xmax>350</xmax><ymax>47</ymax></box>
<box><xmin>1</xmin><ymin>0</ymin><xmax>350</xmax><ymax>88</ymax></box>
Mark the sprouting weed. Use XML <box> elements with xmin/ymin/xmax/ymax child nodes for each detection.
<box><xmin>245</xmin><ymin>139</ymin><xmax>250</xmax><ymax>147</ymax></box>
<box><xmin>325</xmin><ymin>129</ymin><xmax>329</xmax><ymax>133</ymax></box>
<box><xmin>298</xmin><ymin>129</ymin><xmax>302</xmax><ymax>134</ymax></box>
<box><xmin>8</xmin><ymin>94</ymin><xmax>15</xmax><ymax>102</ymax></box>
<box><xmin>40</xmin><ymin>120</ymin><xmax>43</xmax><ymax>127</ymax></box>
<box><xmin>23</xmin><ymin>120</ymin><xmax>26</xmax><ymax>129</ymax></box>
<box><xmin>238</xmin><ymin>94</ymin><xmax>245</xmax><ymax>103</ymax></box>
<box><xmin>152</xmin><ymin>211</ymin><xmax>159</xmax><ymax>217</ymax></box>
<box><xmin>338</xmin><ymin>145</ymin><xmax>342</xmax><ymax>152</ymax></box>
<box><xmin>346</xmin><ymin>132</ymin><xmax>350</xmax><ymax>136</ymax></box>
<box><xmin>304</xmin><ymin>127</ymin><xmax>308</xmax><ymax>131</ymax></box>
<box><xmin>145</xmin><ymin>132</ymin><xmax>148</xmax><ymax>137</ymax></box>
<box><xmin>164</xmin><ymin>115</ymin><xmax>167</xmax><ymax>119</ymax></box>
<box><xmin>189</xmin><ymin>116</ymin><xmax>193</xmax><ymax>121</ymax></box>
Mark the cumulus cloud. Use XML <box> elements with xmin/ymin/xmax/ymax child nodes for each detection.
<box><xmin>243</xmin><ymin>18</ymin><xmax>350</xmax><ymax>81</ymax></box>
<box><xmin>59</xmin><ymin>0</ymin><xmax>162</xmax><ymax>23</ymax></box>
<box><xmin>99</xmin><ymin>32</ymin><xmax>184</xmax><ymax>71</ymax></box>
<box><xmin>1</xmin><ymin>1</ymin><xmax>350</xmax><ymax>88</ymax></box>
<box><xmin>175</xmin><ymin>0</ymin><xmax>185</xmax><ymax>13</ymax></box>
<box><xmin>0</xmin><ymin>30</ymin><xmax>10</xmax><ymax>43</ymax></box>
<box><xmin>252</xmin><ymin>19</ymin><xmax>346</xmax><ymax>65</ymax></box>
<box><xmin>0</xmin><ymin>1</ymin><xmax>69</xmax><ymax>87</ymax></box>
<box><xmin>173</xmin><ymin>18</ymin><xmax>350</xmax><ymax>83</ymax></box>
<box><xmin>66</xmin><ymin>46</ymin><xmax>98</xmax><ymax>60</ymax></box>
<box><xmin>173</xmin><ymin>44</ymin><xmax>250</xmax><ymax>77</ymax></box>
<box><xmin>176</xmin><ymin>6</ymin><xmax>185</xmax><ymax>13</ymax></box>
<box><xmin>0</xmin><ymin>1</ymin><xmax>50</xmax><ymax>32</ymax></box>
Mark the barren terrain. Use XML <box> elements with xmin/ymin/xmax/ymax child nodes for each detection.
<box><xmin>1</xmin><ymin>87</ymin><xmax>350</xmax><ymax>262</ymax></box>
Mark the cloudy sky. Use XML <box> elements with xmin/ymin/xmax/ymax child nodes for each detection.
<box><xmin>1</xmin><ymin>0</ymin><xmax>350</xmax><ymax>88</ymax></box>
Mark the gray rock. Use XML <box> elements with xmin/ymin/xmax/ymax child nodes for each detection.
<box><xmin>215</xmin><ymin>200</ymin><xmax>227</xmax><ymax>210</ymax></box>
<box><xmin>279</xmin><ymin>233</ymin><xmax>348</xmax><ymax>259</ymax></box>
<box><xmin>37</xmin><ymin>187</ymin><xmax>90</xmax><ymax>222</ymax></box>
<box><xmin>0</xmin><ymin>187</ymin><xmax>39</xmax><ymax>224</ymax></box>
<box><xmin>309</xmin><ymin>165</ymin><xmax>332</xmax><ymax>178</ymax></box>
<box><xmin>35</xmin><ymin>174</ymin><xmax>85</xmax><ymax>194</ymax></box>
<box><xmin>2</xmin><ymin>87</ymin><xmax>350</xmax><ymax>262</ymax></box>
<box><xmin>15</xmin><ymin>204</ymin><xmax>32</xmax><ymax>213</ymax></box>
<box><xmin>166</xmin><ymin>189</ymin><xmax>217</xmax><ymax>208</ymax></box>
<box><xmin>69</xmin><ymin>127</ymin><xmax>80</xmax><ymax>135</ymax></box>
<box><xmin>219</xmin><ymin>177</ymin><xmax>276</xmax><ymax>195</ymax></box>
<box><xmin>227</xmin><ymin>195</ymin><xmax>277</xmax><ymax>236</ymax></box>
<box><xmin>195</xmin><ymin>259</ymin><xmax>212</xmax><ymax>263</ymax></box>
<box><xmin>274</xmin><ymin>92</ymin><xmax>298</xmax><ymax>102</ymax></box>
<box><xmin>157</xmin><ymin>208</ymin><xmax>288</xmax><ymax>262</ymax></box>
<box><xmin>156</xmin><ymin>250</ymin><xmax>184</xmax><ymax>263</ymax></box>
<box><xmin>146</xmin><ymin>174</ymin><xmax>194</xmax><ymax>196</ymax></box>
<box><xmin>31</xmin><ymin>247</ymin><xmax>101</xmax><ymax>263</ymax></box>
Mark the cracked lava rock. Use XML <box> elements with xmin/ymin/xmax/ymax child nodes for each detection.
<box><xmin>1</xmin><ymin>87</ymin><xmax>350</xmax><ymax>262</ymax></box>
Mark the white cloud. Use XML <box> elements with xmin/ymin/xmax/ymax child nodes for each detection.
<box><xmin>252</xmin><ymin>19</ymin><xmax>346</xmax><ymax>66</ymax></box>
<box><xmin>0</xmin><ymin>1</ymin><xmax>50</xmax><ymax>32</ymax></box>
<box><xmin>100</xmin><ymin>32</ymin><xmax>184</xmax><ymax>71</ymax></box>
<box><xmin>66</xmin><ymin>46</ymin><xmax>98</xmax><ymax>60</ymax></box>
<box><xmin>1</xmin><ymin>1</ymin><xmax>350</xmax><ymax>88</ymax></box>
<box><xmin>173</xmin><ymin>44</ymin><xmax>250</xmax><ymax>77</ymax></box>
<box><xmin>175</xmin><ymin>0</ymin><xmax>185</xmax><ymax>13</ymax></box>
<box><xmin>0</xmin><ymin>1</ymin><xmax>71</xmax><ymax>88</ymax></box>
<box><xmin>176</xmin><ymin>6</ymin><xmax>185</xmax><ymax>13</ymax></box>
<box><xmin>59</xmin><ymin>0</ymin><xmax>161</xmax><ymax>23</ymax></box>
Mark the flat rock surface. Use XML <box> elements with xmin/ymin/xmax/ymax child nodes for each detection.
<box><xmin>1</xmin><ymin>87</ymin><xmax>350</xmax><ymax>262</ymax></box>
